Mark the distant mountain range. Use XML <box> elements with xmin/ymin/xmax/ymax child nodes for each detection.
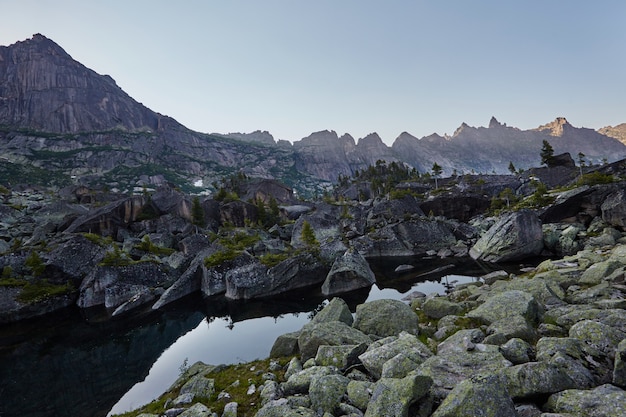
<box><xmin>1</xmin><ymin>34</ymin><xmax>625</xmax><ymax>195</ymax></box>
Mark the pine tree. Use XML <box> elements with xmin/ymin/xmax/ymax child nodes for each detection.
<box><xmin>191</xmin><ymin>196</ymin><xmax>205</xmax><ymax>228</ymax></box>
<box><xmin>301</xmin><ymin>220</ymin><xmax>318</xmax><ymax>248</ymax></box>
<box><xmin>431</xmin><ymin>163</ymin><xmax>443</xmax><ymax>189</ymax></box>
<box><xmin>508</xmin><ymin>161</ymin><xmax>516</xmax><ymax>175</ymax></box>
<box><xmin>540</xmin><ymin>140</ymin><xmax>554</xmax><ymax>166</ymax></box>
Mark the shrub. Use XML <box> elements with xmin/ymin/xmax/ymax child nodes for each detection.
<box><xmin>25</xmin><ymin>251</ymin><xmax>45</xmax><ymax>277</ymax></box>
<box><xmin>577</xmin><ymin>172</ymin><xmax>615</xmax><ymax>186</ymax></box>
<box><xmin>17</xmin><ymin>280</ymin><xmax>74</xmax><ymax>303</ymax></box>
<box><xmin>259</xmin><ymin>252</ymin><xmax>289</xmax><ymax>267</ymax></box>
<box><xmin>204</xmin><ymin>248</ymin><xmax>240</xmax><ymax>268</ymax></box>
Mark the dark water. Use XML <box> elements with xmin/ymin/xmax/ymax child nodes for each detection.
<box><xmin>0</xmin><ymin>256</ymin><xmax>516</xmax><ymax>417</ymax></box>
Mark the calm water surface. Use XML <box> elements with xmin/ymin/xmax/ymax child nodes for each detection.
<box><xmin>0</xmin><ymin>257</ymin><xmax>513</xmax><ymax>417</ymax></box>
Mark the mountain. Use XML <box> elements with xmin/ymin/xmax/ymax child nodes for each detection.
<box><xmin>1</xmin><ymin>34</ymin><xmax>626</xmax><ymax>194</ymax></box>
<box><xmin>599</xmin><ymin>123</ymin><xmax>626</xmax><ymax>145</ymax></box>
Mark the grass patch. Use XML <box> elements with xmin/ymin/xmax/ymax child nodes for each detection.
<box><xmin>204</xmin><ymin>248</ymin><xmax>240</xmax><ymax>268</ymax></box>
<box><xmin>135</xmin><ymin>236</ymin><xmax>175</xmax><ymax>256</ymax></box>
<box><xmin>258</xmin><ymin>252</ymin><xmax>290</xmax><ymax>267</ymax></box>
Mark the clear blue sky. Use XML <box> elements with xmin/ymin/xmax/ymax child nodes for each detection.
<box><xmin>2</xmin><ymin>1</ymin><xmax>625</xmax><ymax>144</ymax></box>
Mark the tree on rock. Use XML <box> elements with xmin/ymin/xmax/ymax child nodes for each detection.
<box><xmin>577</xmin><ymin>152</ymin><xmax>586</xmax><ymax>177</ymax></box>
<box><xmin>508</xmin><ymin>161</ymin><xmax>516</xmax><ymax>175</ymax></box>
<box><xmin>301</xmin><ymin>220</ymin><xmax>319</xmax><ymax>248</ymax></box>
<box><xmin>540</xmin><ymin>140</ymin><xmax>554</xmax><ymax>166</ymax></box>
<box><xmin>191</xmin><ymin>196</ymin><xmax>205</xmax><ymax>229</ymax></box>
<box><xmin>431</xmin><ymin>162</ymin><xmax>443</xmax><ymax>189</ymax></box>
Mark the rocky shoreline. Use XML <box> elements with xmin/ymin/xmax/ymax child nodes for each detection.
<box><xmin>120</xmin><ymin>239</ymin><xmax>626</xmax><ymax>417</ymax></box>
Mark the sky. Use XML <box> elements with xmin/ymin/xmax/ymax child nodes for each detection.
<box><xmin>2</xmin><ymin>1</ymin><xmax>626</xmax><ymax>144</ymax></box>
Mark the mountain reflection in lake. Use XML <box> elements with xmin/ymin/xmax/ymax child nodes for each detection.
<box><xmin>0</xmin><ymin>257</ymin><xmax>511</xmax><ymax>417</ymax></box>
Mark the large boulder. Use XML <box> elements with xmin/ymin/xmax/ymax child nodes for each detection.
<box><xmin>321</xmin><ymin>250</ymin><xmax>376</xmax><ymax>296</ymax></box>
<box><xmin>469</xmin><ymin>209</ymin><xmax>543</xmax><ymax>262</ymax></box>
<box><xmin>77</xmin><ymin>263</ymin><xmax>170</xmax><ymax>310</ymax></box>
<box><xmin>545</xmin><ymin>384</ymin><xmax>626</xmax><ymax>416</ymax></box>
<box><xmin>364</xmin><ymin>374</ymin><xmax>432</xmax><ymax>417</ymax></box>
<box><xmin>602</xmin><ymin>189</ymin><xmax>626</xmax><ymax>228</ymax></box>
<box><xmin>297</xmin><ymin>321</ymin><xmax>371</xmax><ymax>361</ymax></box>
<box><xmin>358</xmin><ymin>332</ymin><xmax>433</xmax><ymax>379</ymax></box>
<box><xmin>353</xmin><ymin>218</ymin><xmax>457</xmax><ymax>258</ymax></box>
<box><xmin>224</xmin><ymin>252</ymin><xmax>328</xmax><ymax>300</ymax></box>
<box><xmin>431</xmin><ymin>374</ymin><xmax>517</xmax><ymax>417</ymax></box>
<box><xmin>353</xmin><ymin>299</ymin><xmax>419</xmax><ymax>338</ymax></box>
<box><xmin>467</xmin><ymin>290</ymin><xmax>543</xmax><ymax>325</ymax></box>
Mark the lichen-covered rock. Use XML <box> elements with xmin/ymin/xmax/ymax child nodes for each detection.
<box><xmin>569</xmin><ymin>319</ymin><xmax>626</xmax><ymax>357</ymax></box>
<box><xmin>314</xmin><ymin>343</ymin><xmax>367</xmax><ymax>369</ymax></box>
<box><xmin>499</xmin><ymin>338</ymin><xmax>533</xmax><ymax>364</ymax></box>
<box><xmin>311</xmin><ymin>297</ymin><xmax>353</xmax><ymax>326</ymax></box>
<box><xmin>297</xmin><ymin>321</ymin><xmax>371</xmax><ymax>361</ymax></box>
<box><xmin>613</xmin><ymin>339</ymin><xmax>626</xmax><ymax>388</ymax></box>
<box><xmin>364</xmin><ymin>374</ymin><xmax>432</xmax><ymax>417</ymax></box>
<box><xmin>346</xmin><ymin>380</ymin><xmax>374</xmax><ymax>411</ymax></box>
<box><xmin>358</xmin><ymin>331</ymin><xmax>433</xmax><ymax>379</ymax></box>
<box><xmin>254</xmin><ymin>399</ymin><xmax>316</xmax><ymax>417</ymax></box>
<box><xmin>321</xmin><ymin>249</ymin><xmax>376</xmax><ymax>296</ymax></box>
<box><xmin>308</xmin><ymin>374</ymin><xmax>350</xmax><ymax>415</ymax></box>
<box><xmin>484</xmin><ymin>315</ymin><xmax>538</xmax><ymax>345</ymax></box>
<box><xmin>545</xmin><ymin>384</ymin><xmax>626</xmax><ymax>416</ymax></box>
<box><xmin>579</xmin><ymin>260</ymin><xmax>623</xmax><ymax>286</ymax></box>
<box><xmin>500</xmin><ymin>360</ymin><xmax>589</xmax><ymax>399</ymax></box>
<box><xmin>431</xmin><ymin>374</ymin><xmax>517</xmax><ymax>417</ymax></box>
<box><xmin>281</xmin><ymin>366</ymin><xmax>338</xmax><ymax>395</ymax></box>
<box><xmin>180</xmin><ymin>374</ymin><xmax>216</xmax><ymax>400</ymax></box>
<box><xmin>269</xmin><ymin>331</ymin><xmax>300</xmax><ymax>358</ymax></box>
<box><xmin>422</xmin><ymin>297</ymin><xmax>464</xmax><ymax>319</ymax></box>
<box><xmin>467</xmin><ymin>290</ymin><xmax>542</xmax><ymax>325</ymax></box>
<box><xmin>178</xmin><ymin>402</ymin><xmax>212</xmax><ymax>417</ymax></box>
<box><xmin>353</xmin><ymin>299</ymin><xmax>419</xmax><ymax>338</ymax></box>
<box><xmin>469</xmin><ymin>209</ymin><xmax>543</xmax><ymax>262</ymax></box>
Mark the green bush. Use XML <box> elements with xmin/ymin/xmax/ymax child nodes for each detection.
<box><xmin>25</xmin><ymin>251</ymin><xmax>45</xmax><ymax>277</ymax></box>
<box><xmin>135</xmin><ymin>236</ymin><xmax>175</xmax><ymax>256</ymax></box>
<box><xmin>577</xmin><ymin>172</ymin><xmax>615</xmax><ymax>186</ymax></box>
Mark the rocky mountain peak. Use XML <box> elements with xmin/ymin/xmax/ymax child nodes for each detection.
<box><xmin>221</xmin><ymin>130</ymin><xmax>276</xmax><ymax>145</ymax></box>
<box><xmin>598</xmin><ymin>123</ymin><xmax>626</xmax><ymax>145</ymax></box>
<box><xmin>536</xmin><ymin>117</ymin><xmax>572</xmax><ymax>136</ymax></box>
<box><xmin>0</xmin><ymin>34</ymin><xmax>162</xmax><ymax>133</ymax></box>
<box><xmin>452</xmin><ymin>122</ymin><xmax>470</xmax><ymax>137</ymax></box>
<box><xmin>488</xmin><ymin>116</ymin><xmax>505</xmax><ymax>129</ymax></box>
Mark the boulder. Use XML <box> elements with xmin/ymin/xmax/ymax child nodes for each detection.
<box><xmin>281</xmin><ymin>366</ymin><xmax>338</xmax><ymax>395</ymax></box>
<box><xmin>77</xmin><ymin>263</ymin><xmax>170</xmax><ymax>310</ymax></box>
<box><xmin>602</xmin><ymin>189</ymin><xmax>626</xmax><ymax>228</ymax></box>
<box><xmin>467</xmin><ymin>290</ymin><xmax>543</xmax><ymax>325</ymax></box>
<box><xmin>431</xmin><ymin>374</ymin><xmax>517</xmax><ymax>417</ymax></box>
<box><xmin>613</xmin><ymin>339</ymin><xmax>626</xmax><ymax>388</ymax></box>
<box><xmin>484</xmin><ymin>315</ymin><xmax>538</xmax><ymax>345</ymax></box>
<box><xmin>545</xmin><ymin>384</ymin><xmax>626</xmax><ymax>416</ymax></box>
<box><xmin>569</xmin><ymin>319</ymin><xmax>626</xmax><ymax>357</ymax></box>
<box><xmin>321</xmin><ymin>250</ymin><xmax>376</xmax><ymax>296</ymax></box>
<box><xmin>314</xmin><ymin>343</ymin><xmax>367</xmax><ymax>369</ymax></box>
<box><xmin>358</xmin><ymin>332</ymin><xmax>433</xmax><ymax>379</ymax></box>
<box><xmin>225</xmin><ymin>253</ymin><xmax>328</xmax><ymax>300</ymax></box>
<box><xmin>469</xmin><ymin>209</ymin><xmax>543</xmax><ymax>262</ymax></box>
<box><xmin>297</xmin><ymin>321</ymin><xmax>371</xmax><ymax>361</ymax></box>
<box><xmin>353</xmin><ymin>299</ymin><xmax>419</xmax><ymax>338</ymax></box>
<box><xmin>422</xmin><ymin>297</ymin><xmax>464</xmax><ymax>319</ymax></box>
<box><xmin>364</xmin><ymin>374</ymin><xmax>432</xmax><ymax>417</ymax></box>
<box><xmin>311</xmin><ymin>297</ymin><xmax>354</xmax><ymax>326</ymax></box>
<box><xmin>269</xmin><ymin>332</ymin><xmax>300</xmax><ymax>358</ymax></box>
<box><xmin>499</xmin><ymin>338</ymin><xmax>532</xmax><ymax>364</ymax></box>
<box><xmin>500</xmin><ymin>360</ymin><xmax>588</xmax><ymax>399</ymax></box>
<box><xmin>308</xmin><ymin>374</ymin><xmax>350</xmax><ymax>415</ymax></box>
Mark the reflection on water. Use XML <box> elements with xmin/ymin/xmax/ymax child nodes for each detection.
<box><xmin>0</xmin><ymin>256</ymin><xmax>511</xmax><ymax>417</ymax></box>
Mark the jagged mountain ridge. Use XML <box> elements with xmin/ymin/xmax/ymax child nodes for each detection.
<box><xmin>1</xmin><ymin>34</ymin><xmax>625</xmax><ymax>194</ymax></box>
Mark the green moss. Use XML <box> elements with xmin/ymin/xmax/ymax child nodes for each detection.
<box><xmin>204</xmin><ymin>248</ymin><xmax>240</xmax><ymax>268</ymax></box>
<box><xmin>83</xmin><ymin>233</ymin><xmax>114</xmax><ymax>247</ymax></box>
<box><xmin>17</xmin><ymin>280</ymin><xmax>74</xmax><ymax>303</ymax></box>
<box><xmin>258</xmin><ymin>252</ymin><xmax>289</xmax><ymax>267</ymax></box>
<box><xmin>135</xmin><ymin>236</ymin><xmax>175</xmax><ymax>256</ymax></box>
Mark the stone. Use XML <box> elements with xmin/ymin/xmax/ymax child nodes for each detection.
<box><xmin>281</xmin><ymin>366</ymin><xmax>337</xmax><ymax>395</ymax></box>
<box><xmin>222</xmin><ymin>402</ymin><xmax>238</xmax><ymax>417</ymax></box>
<box><xmin>269</xmin><ymin>332</ymin><xmax>300</xmax><ymax>358</ymax></box>
<box><xmin>602</xmin><ymin>189</ymin><xmax>626</xmax><ymax>228</ymax></box>
<box><xmin>467</xmin><ymin>290</ymin><xmax>542</xmax><ymax>325</ymax></box>
<box><xmin>260</xmin><ymin>381</ymin><xmax>282</xmax><ymax>406</ymax></box>
<box><xmin>359</xmin><ymin>331</ymin><xmax>433</xmax><ymax>379</ymax></box>
<box><xmin>545</xmin><ymin>384</ymin><xmax>626</xmax><ymax>416</ymax></box>
<box><xmin>254</xmin><ymin>399</ymin><xmax>316</xmax><ymax>417</ymax></box>
<box><xmin>484</xmin><ymin>315</ymin><xmax>538</xmax><ymax>345</ymax></box>
<box><xmin>353</xmin><ymin>299</ymin><xmax>419</xmax><ymax>338</ymax></box>
<box><xmin>499</xmin><ymin>338</ymin><xmax>533</xmax><ymax>364</ymax></box>
<box><xmin>314</xmin><ymin>343</ymin><xmax>367</xmax><ymax>369</ymax></box>
<box><xmin>309</xmin><ymin>374</ymin><xmax>350</xmax><ymax>415</ymax></box>
<box><xmin>321</xmin><ymin>249</ymin><xmax>376</xmax><ymax>296</ymax></box>
<box><xmin>180</xmin><ymin>374</ymin><xmax>215</xmax><ymax>400</ymax></box>
<box><xmin>469</xmin><ymin>209</ymin><xmax>543</xmax><ymax>262</ymax></box>
<box><xmin>311</xmin><ymin>297</ymin><xmax>353</xmax><ymax>326</ymax></box>
<box><xmin>422</xmin><ymin>297</ymin><xmax>464</xmax><ymax>319</ymax></box>
<box><xmin>613</xmin><ymin>339</ymin><xmax>626</xmax><ymax>388</ymax></box>
<box><xmin>178</xmin><ymin>403</ymin><xmax>212</xmax><ymax>417</ymax></box>
<box><xmin>500</xmin><ymin>360</ymin><xmax>588</xmax><ymax>399</ymax></box>
<box><xmin>297</xmin><ymin>321</ymin><xmax>371</xmax><ymax>362</ymax></box>
<box><xmin>346</xmin><ymin>380</ymin><xmax>375</xmax><ymax>411</ymax></box>
<box><xmin>579</xmin><ymin>260</ymin><xmax>623</xmax><ymax>286</ymax></box>
<box><xmin>431</xmin><ymin>374</ymin><xmax>517</xmax><ymax>417</ymax></box>
<box><xmin>364</xmin><ymin>374</ymin><xmax>432</xmax><ymax>417</ymax></box>
<box><xmin>569</xmin><ymin>319</ymin><xmax>626</xmax><ymax>357</ymax></box>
